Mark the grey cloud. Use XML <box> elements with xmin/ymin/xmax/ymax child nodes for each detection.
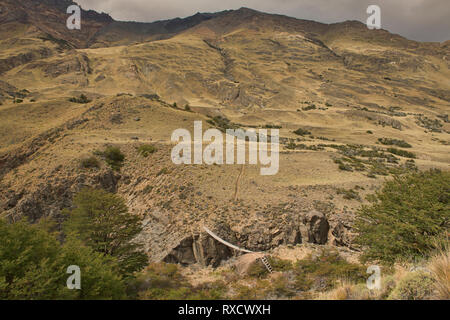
<box><xmin>76</xmin><ymin>0</ymin><xmax>450</xmax><ymax>42</ymax></box>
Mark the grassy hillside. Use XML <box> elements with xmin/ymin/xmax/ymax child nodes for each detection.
<box><xmin>0</xmin><ymin>1</ymin><xmax>448</xmax><ymax>300</ymax></box>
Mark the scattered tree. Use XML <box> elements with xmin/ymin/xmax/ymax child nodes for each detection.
<box><xmin>355</xmin><ymin>169</ymin><xmax>450</xmax><ymax>264</ymax></box>
<box><xmin>64</xmin><ymin>188</ymin><xmax>148</xmax><ymax>277</ymax></box>
<box><xmin>0</xmin><ymin>220</ymin><xmax>126</xmax><ymax>300</ymax></box>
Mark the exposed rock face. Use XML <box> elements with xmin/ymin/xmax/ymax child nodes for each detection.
<box><xmin>1</xmin><ymin>169</ymin><xmax>121</xmax><ymax>223</ymax></box>
<box><xmin>237</xmin><ymin>210</ymin><xmax>330</xmax><ymax>253</ymax></box>
<box><xmin>299</xmin><ymin>210</ymin><xmax>329</xmax><ymax>245</ymax></box>
<box><xmin>162</xmin><ymin>223</ymin><xmax>237</xmax><ymax>267</ymax></box>
<box><xmin>331</xmin><ymin>221</ymin><xmax>357</xmax><ymax>249</ymax></box>
<box><xmin>162</xmin><ymin>211</ymin><xmax>330</xmax><ymax>267</ymax></box>
<box><xmin>163</xmin><ymin>234</ymin><xmax>235</xmax><ymax>267</ymax></box>
<box><xmin>162</xmin><ymin>237</ymin><xmax>198</xmax><ymax>265</ymax></box>
<box><xmin>0</xmin><ymin>47</ymin><xmax>53</xmax><ymax>75</ymax></box>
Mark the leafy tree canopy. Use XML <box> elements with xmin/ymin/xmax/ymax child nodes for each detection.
<box><xmin>355</xmin><ymin>169</ymin><xmax>449</xmax><ymax>264</ymax></box>
<box><xmin>0</xmin><ymin>220</ymin><xmax>126</xmax><ymax>300</ymax></box>
<box><xmin>64</xmin><ymin>188</ymin><xmax>148</xmax><ymax>277</ymax></box>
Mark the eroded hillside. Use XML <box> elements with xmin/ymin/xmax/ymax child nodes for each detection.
<box><xmin>0</xmin><ymin>2</ymin><xmax>449</xmax><ymax>266</ymax></box>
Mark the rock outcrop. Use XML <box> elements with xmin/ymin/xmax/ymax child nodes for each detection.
<box><xmin>162</xmin><ymin>211</ymin><xmax>329</xmax><ymax>267</ymax></box>
<box><xmin>299</xmin><ymin>210</ymin><xmax>329</xmax><ymax>245</ymax></box>
<box><xmin>163</xmin><ymin>234</ymin><xmax>235</xmax><ymax>267</ymax></box>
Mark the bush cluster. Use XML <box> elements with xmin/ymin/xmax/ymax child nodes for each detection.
<box><xmin>355</xmin><ymin>169</ymin><xmax>450</xmax><ymax>264</ymax></box>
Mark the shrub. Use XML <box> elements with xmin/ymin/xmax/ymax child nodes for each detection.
<box><xmin>80</xmin><ymin>156</ymin><xmax>100</xmax><ymax>169</ymax></box>
<box><xmin>231</xmin><ymin>280</ymin><xmax>271</xmax><ymax>300</ymax></box>
<box><xmin>293</xmin><ymin>128</ymin><xmax>311</xmax><ymax>136</ymax></box>
<box><xmin>416</xmin><ymin>116</ymin><xmax>443</xmax><ymax>132</ymax></box>
<box><xmin>96</xmin><ymin>146</ymin><xmax>125</xmax><ymax>171</ymax></box>
<box><xmin>293</xmin><ymin>249</ymin><xmax>367</xmax><ymax>292</ymax></box>
<box><xmin>355</xmin><ymin>170</ymin><xmax>450</xmax><ymax>264</ymax></box>
<box><xmin>338</xmin><ymin>163</ymin><xmax>353</xmax><ymax>172</ymax></box>
<box><xmin>184</xmin><ymin>104</ymin><xmax>191</xmax><ymax>112</ymax></box>
<box><xmin>337</xmin><ymin>188</ymin><xmax>361</xmax><ymax>201</ymax></box>
<box><xmin>269</xmin><ymin>274</ymin><xmax>297</xmax><ymax>298</ymax></box>
<box><xmin>387</xmin><ymin>147</ymin><xmax>416</xmax><ymax>159</ymax></box>
<box><xmin>247</xmin><ymin>257</ymin><xmax>293</xmax><ymax>278</ymax></box>
<box><xmin>388</xmin><ymin>271</ymin><xmax>435</xmax><ymax>300</ymax></box>
<box><xmin>302</xmin><ymin>104</ymin><xmax>316</xmax><ymax>111</ymax></box>
<box><xmin>378</xmin><ymin>138</ymin><xmax>412</xmax><ymax>148</ymax></box>
<box><xmin>207</xmin><ymin>116</ymin><xmax>239</xmax><ymax>131</ymax></box>
<box><xmin>137</xmin><ymin>145</ymin><xmax>157</xmax><ymax>157</ymax></box>
<box><xmin>286</xmin><ymin>141</ymin><xmax>297</xmax><ymax>150</ymax></box>
<box><xmin>131</xmin><ymin>263</ymin><xmax>226</xmax><ymax>300</ymax></box>
<box><xmin>263</xmin><ymin>124</ymin><xmax>282</xmax><ymax>129</ymax></box>
<box><xmin>69</xmin><ymin>94</ymin><xmax>91</xmax><ymax>104</ymax></box>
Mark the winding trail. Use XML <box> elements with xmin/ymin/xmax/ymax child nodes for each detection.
<box><xmin>233</xmin><ymin>164</ymin><xmax>245</xmax><ymax>202</ymax></box>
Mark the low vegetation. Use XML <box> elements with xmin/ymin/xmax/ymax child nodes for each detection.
<box><xmin>388</xmin><ymin>271</ymin><xmax>435</xmax><ymax>300</ymax></box>
<box><xmin>69</xmin><ymin>94</ymin><xmax>91</xmax><ymax>104</ymax></box>
<box><xmin>94</xmin><ymin>146</ymin><xmax>125</xmax><ymax>171</ymax></box>
<box><xmin>302</xmin><ymin>104</ymin><xmax>316</xmax><ymax>111</ymax></box>
<box><xmin>239</xmin><ymin>249</ymin><xmax>367</xmax><ymax>298</ymax></box>
<box><xmin>378</xmin><ymin>138</ymin><xmax>412</xmax><ymax>148</ymax></box>
<box><xmin>80</xmin><ymin>156</ymin><xmax>100</xmax><ymax>169</ymax></box>
<box><xmin>355</xmin><ymin>169</ymin><xmax>449</xmax><ymax>264</ymax></box>
<box><xmin>263</xmin><ymin>124</ymin><xmax>282</xmax><ymax>129</ymax></box>
<box><xmin>416</xmin><ymin>116</ymin><xmax>443</xmax><ymax>132</ymax></box>
<box><xmin>428</xmin><ymin>247</ymin><xmax>450</xmax><ymax>299</ymax></box>
<box><xmin>129</xmin><ymin>263</ymin><xmax>226</xmax><ymax>300</ymax></box>
<box><xmin>293</xmin><ymin>128</ymin><xmax>311</xmax><ymax>136</ymax></box>
<box><xmin>286</xmin><ymin>142</ymin><xmax>324</xmax><ymax>151</ymax></box>
<box><xmin>336</xmin><ymin>188</ymin><xmax>361</xmax><ymax>201</ymax></box>
<box><xmin>328</xmin><ymin>144</ymin><xmax>417</xmax><ymax>177</ymax></box>
<box><xmin>386</xmin><ymin>147</ymin><xmax>416</xmax><ymax>159</ymax></box>
<box><xmin>137</xmin><ymin>144</ymin><xmax>157</xmax><ymax>157</ymax></box>
<box><xmin>206</xmin><ymin>115</ymin><xmax>240</xmax><ymax>132</ymax></box>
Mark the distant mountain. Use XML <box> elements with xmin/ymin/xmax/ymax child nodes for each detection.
<box><xmin>0</xmin><ymin>0</ymin><xmax>225</xmax><ymax>48</ymax></box>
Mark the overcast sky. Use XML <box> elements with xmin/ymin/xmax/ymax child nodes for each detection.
<box><xmin>76</xmin><ymin>0</ymin><xmax>449</xmax><ymax>42</ymax></box>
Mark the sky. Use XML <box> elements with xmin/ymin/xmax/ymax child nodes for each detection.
<box><xmin>75</xmin><ymin>0</ymin><xmax>450</xmax><ymax>42</ymax></box>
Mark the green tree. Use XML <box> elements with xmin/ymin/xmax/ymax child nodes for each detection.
<box><xmin>64</xmin><ymin>188</ymin><xmax>148</xmax><ymax>277</ymax></box>
<box><xmin>355</xmin><ymin>169</ymin><xmax>450</xmax><ymax>264</ymax></box>
<box><xmin>0</xmin><ymin>220</ymin><xmax>126</xmax><ymax>300</ymax></box>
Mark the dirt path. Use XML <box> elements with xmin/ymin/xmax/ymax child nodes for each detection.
<box><xmin>233</xmin><ymin>164</ymin><xmax>245</xmax><ymax>202</ymax></box>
